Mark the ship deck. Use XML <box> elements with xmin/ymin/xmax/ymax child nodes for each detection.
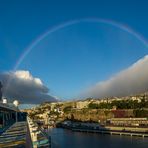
<box><xmin>0</xmin><ymin>121</ymin><xmax>27</xmax><ymax>148</ymax></box>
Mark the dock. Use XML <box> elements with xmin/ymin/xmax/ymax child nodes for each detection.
<box><xmin>72</xmin><ymin>128</ymin><xmax>148</xmax><ymax>138</ymax></box>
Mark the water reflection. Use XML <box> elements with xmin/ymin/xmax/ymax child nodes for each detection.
<box><xmin>48</xmin><ymin>128</ymin><xmax>148</xmax><ymax>148</ymax></box>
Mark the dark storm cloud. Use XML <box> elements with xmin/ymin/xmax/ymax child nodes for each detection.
<box><xmin>0</xmin><ymin>70</ymin><xmax>57</xmax><ymax>103</ymax></box>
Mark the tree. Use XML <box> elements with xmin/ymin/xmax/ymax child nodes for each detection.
<box><xmin>63</xmin><ymin>106</ymin><xmax>72</xmax><ymax>113</ymax></box>
<box><xmin>88</xmin><ymin>103</ymin><xmax>99</xmax><ymax>109</ymax></box>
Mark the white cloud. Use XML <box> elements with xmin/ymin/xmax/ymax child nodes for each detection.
<box><xmin>82</xmin><ymin>55</ymin><xmax>148</xmax><ymax>98</ymax></box>
<box><xmin>0</xmin><ymin>70</ymin><xmax>57</xmax><ymax>103</ymax></box>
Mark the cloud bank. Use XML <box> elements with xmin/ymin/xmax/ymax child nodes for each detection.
<box><xmin>82</xmin><ymin>55</ymin><xmax>148</xmax><ymax>98</ymax></box>
<box><xmin>0</xmin><ymin>70</ymin><xmax>57</xmax><ymax>104</ymax></box>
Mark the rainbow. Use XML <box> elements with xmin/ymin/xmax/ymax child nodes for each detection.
<box><xmin>14</xmin><ymin>17</ymin><xmax>148</xmax><ymax>71</ymax></box>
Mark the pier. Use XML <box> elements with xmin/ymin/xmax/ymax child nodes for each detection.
<box><xmin>72</xmin><ymin>128</ymin><xmax>148</xmax><ymax>137</ymax></box>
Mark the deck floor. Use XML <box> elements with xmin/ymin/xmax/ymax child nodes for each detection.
<box><xmin>0</xmin><ymin>121</ymin><xmax>27</xmax><ymax>148</ymax></box>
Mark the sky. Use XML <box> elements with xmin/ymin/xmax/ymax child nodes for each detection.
<box><xmin>0</xmin><ymin>0</ymin><xmax>148</xmax><ymax>104</ymax></box>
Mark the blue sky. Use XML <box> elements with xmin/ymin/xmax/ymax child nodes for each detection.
<box><xmin>0</xmin><ymin>0</ymin><xmax>148</xmax><ymax>100</ymax></box>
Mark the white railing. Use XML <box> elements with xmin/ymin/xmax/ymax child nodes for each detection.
<box><xmin>27</xmin><ymin>117</ymin><xmax>51</xmax><ymax>148</ymax></box>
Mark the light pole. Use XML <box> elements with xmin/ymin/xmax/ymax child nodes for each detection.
<box><xmin>13</xmin><ymin>100</ymin><xmax>19</xmax><ymax>122</ymax></box>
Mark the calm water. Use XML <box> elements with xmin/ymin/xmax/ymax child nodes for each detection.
<box><xmin>48</xmin><ymin>128</ymin><xmax>148</xmax><ymax>148</ymax></box>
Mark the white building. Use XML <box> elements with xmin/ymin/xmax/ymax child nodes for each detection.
<box><xmin>76</xmin><ymin>101</ymin><xmax>89</xmax><ymax>109</ymax></box>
